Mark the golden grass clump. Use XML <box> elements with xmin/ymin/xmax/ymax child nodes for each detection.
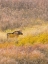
<box><xmin>36</xmin><ymin>33</ymin><xmax>48</xmax><ymax>44</ymax></box>
<box><xmin>18</xmin><ymin>33</ymin><xmax>48</xmax><ymax>46</ymax></box>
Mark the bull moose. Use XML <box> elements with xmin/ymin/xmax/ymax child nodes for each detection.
<box><xmin>7</xmin><ymin>30</ymin><xmax>23</xmax><ymax>39</ymax></box>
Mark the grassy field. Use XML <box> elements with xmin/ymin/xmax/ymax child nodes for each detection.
<box><xmin>0</xmin><ymin>24</ymin><xmax>48</xmax><ymax>45</ymax></box>
<box><xmin>0</xmin><ymin>0</ymin><xmax>48</xmax><ymax>64</ymax></box>
<box><xmin>0</xmin><ymin>24</ymin><xmax>48</xmax><ymax>64</ymax></box>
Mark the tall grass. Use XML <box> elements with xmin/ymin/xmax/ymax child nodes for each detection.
<box><xmin>0</xmin><ymin>32</ymin><xmax>48</xmax><ymax>48</ymax></box>
<box><xmin>0</xmin><ymin>27</ymin><xmax>48</xmax><ymax>64</ymax></box>
<box><xmin>18</xmin><ymin>33</ymin><xmax>48</xmax><ymax>46</ymax></box>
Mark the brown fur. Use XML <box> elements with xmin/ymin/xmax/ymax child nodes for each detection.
<box><xmin>7</xmin><ymin>31</ymin><xmax>23</xmax><ymax>39</ymax></box>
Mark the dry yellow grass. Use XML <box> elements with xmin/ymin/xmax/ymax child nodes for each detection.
<box><xmin>0</xmin><ymin>24</ymin><xmax>48</xmax><ymax>47</ymax></box>
<box><xmin>0</xmin><ymin>25</ymin><xmax>48</xmax><ymax>64</ymax></box>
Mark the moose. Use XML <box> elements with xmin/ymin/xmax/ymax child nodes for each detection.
<box><xmin>7</xmin><ymin>30</ymin><xmax>23</xmax><ymax>39</ymax></box>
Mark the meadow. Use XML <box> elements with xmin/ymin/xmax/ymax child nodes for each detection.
<box><xmin>0</xmin><ymin>0</ymin><xmax>48</xmax><ymax>64</ymax></box>
<box><xmin>0</xmin><ymin>24</ymin><xmax>48</xmax><ymax>64</ymax></box>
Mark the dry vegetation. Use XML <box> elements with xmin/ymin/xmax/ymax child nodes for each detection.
<box><xmin>0</xmin><ymin>25</ymin><xmax>48</xmax><ymax>64</ymax></box>
<box><xmin>0</xmin><ymin>0</ymin><xmax>48</xmax><ymax>64</ymax></box>
<box><xmin>0</xmin><ymin>44</ymin><xmax>48</xmax><ymax>64</ymax></box>
<box><xmin>0</xmin><ymin>0</ymin><xmax>48</xmax><ymax>30</ymax></box>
